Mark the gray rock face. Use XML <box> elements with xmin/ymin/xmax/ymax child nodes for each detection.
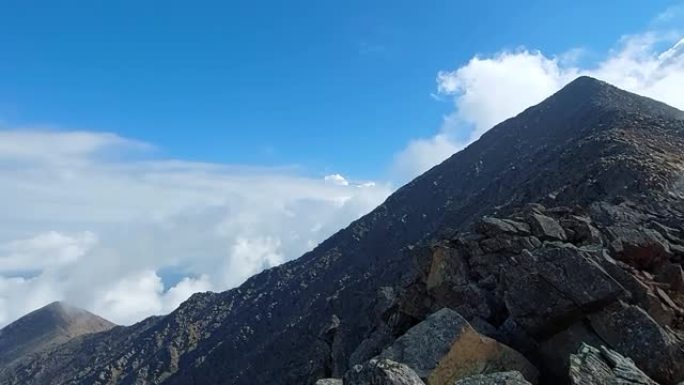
<box><xmin>503</xmin><ymin>246</ymin><xmax>624</xmax><ymax>337</ymax></box>
<box><xmin>476</xmin><ymin>217</ymin><xmax>531</xmax><ymax>237</ymax></box>
<box><xmin>379</xmin><ymin>309</ymin><xmax>468</xmax><ymax>379</ymax></box>
<box><xmin>343</xmin><ymin>359</ymin><xmax>425</xmax><ymax>385</ymax></box>
<box><xmin>608</xmin><ymin>227</ymin><xmax>672</xmax><ymax>270</ymax></box>
<box><xmin>378</xmin><ymin>309</ymin><xmax>537</xmax><ymax>385</ymax></box>
<box><xmin>528</xmin><ymin>214</ymin><xmax>567</xmax><ymax>241</ymax></box>
<box><xmin>454</xmin><ymin>372</ymin><xmax>532</xmax><ymax>385</ymax></box>
<box><xmin>569</xmin><ymin>343</ymin><xmax>658</xmax><ymax>385</ymax></box>
<box><xmin>589</xmin><ymin>302</ymin><xmax>684</xmax><ymax>385</ymax></box>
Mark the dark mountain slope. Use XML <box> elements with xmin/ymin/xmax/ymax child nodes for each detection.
<box><xmin>0</xmin><ymin>302</ymin><xmax>114</xmax><ymax>366</ymax></box>
<box><xmin>1</xmin><ymin>77</ymin><xmax>683</xmax><ymax>385</ymax></box>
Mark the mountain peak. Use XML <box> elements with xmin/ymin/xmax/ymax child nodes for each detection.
<box><xmin>3</xmin><ymin>80</ymin><xmax>684</xmax><ymax>385</ymax></box>
<box><xmin>543</xmin><ymin>75</ymin><xmax>683</xmax><ymax>120</ymax></box>
<box><xmin>0</xmin><ymin>302</ymin><xmax>115</xmax><ymax>365</ymax></box>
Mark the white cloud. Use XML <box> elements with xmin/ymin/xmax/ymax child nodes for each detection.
<box><xmin>0</xmin><ymin>131</ymin><xmax>391</xmax><ymax>326</ymax></box>
<box><xmin>324</xmin><ymin>174</ymin><xmax>350</xmax><ymax>186</ymax></box>
<box><xmin>0</xmin><ymin>231</ymin><xmax>97</xmax><ymax>272</ymax></box>
<box><xmin>393</xmin><ymin>30</ymin><xmax>684</xmax><ymax>180</ymax></box>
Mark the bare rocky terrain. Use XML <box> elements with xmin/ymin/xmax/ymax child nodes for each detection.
<box><xmin>0</xmin><ymin>302</ymin><xmax>114</xmax><ymax>367</ymax></box>
<box><xmin>1</xmin><ymin>76</ymin><xmax>683</xmax><ymax>385</ymax></box>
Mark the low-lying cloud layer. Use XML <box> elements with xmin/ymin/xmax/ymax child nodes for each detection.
<box><xmin>0</xmin><ymin>131</ymin><xmax>391</xmax><ymax>325</ymax></box>
<box><xmin>394</xmin><ymin>26</ymin><xmax>684</xmax><ymax>179</ymax></box>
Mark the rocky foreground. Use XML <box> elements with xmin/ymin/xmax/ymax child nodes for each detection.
<box><xmin>1</xmin><ymin>77</ymin><xmax>683</xmax><ymax>385</ymax></box>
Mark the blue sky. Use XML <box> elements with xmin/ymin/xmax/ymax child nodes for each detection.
<box><xmin>1</xmin><ymin>1</ymin><xmax>683</xmax><ymax>325</ymax></box>
<box><xmin>0</xmin><ymin>0</ymin><xmax>678</xmax><ymax>179</ymax></box>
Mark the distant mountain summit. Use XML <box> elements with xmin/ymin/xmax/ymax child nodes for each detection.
<box><xmin>0</xmin><ymin>301</ymin><xmax>115</xmax><ymax>365</ymax></box>
<box><xmin>1</xmin><ymin>77</ymin><xmax>683</xmax><ymax>385</ymax></box>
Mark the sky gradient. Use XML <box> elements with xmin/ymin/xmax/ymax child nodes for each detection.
<box><xmin>0</xmin><ymin>0</ymin><xmax>678</xmax><ymax>178</ymax></box>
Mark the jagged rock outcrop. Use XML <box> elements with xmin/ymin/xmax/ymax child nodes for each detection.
<box><xmin>378</xmin><ymin>309</ymin><xmax>537</xmax><ymax>385</ymax></box>
<box><xmin>394</xmin><ymin>203</ymin><xmax>684</xmax><ymax>384</ymax></box>
<box><xmin>454</xmin><ymin>371</ymin><xmax>532</xmax><ymax>385</ymax></box>
<box><xmin>343</xmin><ymin>358</ymin><xmax>425</xmax><ymax>385</ymax></box>
<box><xmin>1</xmin><ymin>77</ymin><xmax>684</xmax><ymax>385</ymax></box>
<box><xmin>569</xmin><ymin>344</ymin><xmax>658</xmax><ymax>385</ymax></box>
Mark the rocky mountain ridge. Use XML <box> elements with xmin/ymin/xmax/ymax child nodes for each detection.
<box><xmin>1</xmin><ymin>76</ymin><xmax>683</xmax><ymax>385</ymax></box>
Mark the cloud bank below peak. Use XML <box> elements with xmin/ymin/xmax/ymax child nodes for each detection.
<box><xmin>0</xmin><ymin>130</ymin><xmax>391</xmax><ymax>326</ymax></box>
<box><xmin>393</xmin><ymin>32</ymin><xmax>684</xmax><ymax>180</ymax></box>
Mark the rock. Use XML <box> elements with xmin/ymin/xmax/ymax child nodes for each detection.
<box><xmin>379</xmin><ymin>309</ymin><xmax>537</xmax><ymax>385</ymax></box>
<box><xmin>343</xmin><ymin>358</ymin><xmax>425</xmax><ymax>385</ymax></box>
<box><xmin>608</xmin><ymin>227</ymin><xmax>672</xmax><ymax>270</ymax></box>
<box><xmin>426</xmin><ymin>247</ymin><xmax>469</xmax><ymax>292</ymax></box>
<box><xmin>454</xmin><ymin>371</ymin><xmax>532</xmax><ymax>385</ymax></box>
<box><xmin>476</xmin><ymin>217</ymin><xmax>531</xmax><ymax>237</ymax></box>
<box><xmin>527</xmin><ymin>214</ymin><xmax>567</xmax><ymax>241</ymax></box>
<box><xmin>560</xmin><ymin>215</ymin><xmax>602</xmax><ymax>245</ymax></box>
<box><xmin>655</xmin><ymin>263</ymin><xmax>684</xmax><ymax>292</ymax></box>
<box><xmin>589</xmin><ymin>301</ymin><xmax>684</xmax><ymax>384</ymax></box>
<box><xmin>569</xmin><ymin>343</ymin><xmax>657</xmax><ymax>385</ymax></box>
<box><xmin>537</xmin><ymin>322</ymin><xmax>605</xmax><ymax>380</ymax></box>
<box><xmin>316</xmin><ymin>379</ymin><xmax>343</xmax><ymax>385</ymax></box>
<box><xmin>349</xmin><ymin>325</ymin><xmax>395</xmax><ymax>367</ymax></box>
<box><xmin>504</xmin><ymin>246</ymin><xmax>623</xmax><ymax>336</ymax></box>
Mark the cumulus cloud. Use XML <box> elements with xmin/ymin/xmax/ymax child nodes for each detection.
<box><xmin>0</xmin><ymin>130</ymin><xmax>390</xmax><ymax>326</ymax></box>
<box><xmin>0</xmin><ymin>231</ymin><xmax>97</xmax><ymax>273</ymax></box>
<box><xmin>324</xmin><ymin>174</ymin><xmax>350</xmax><ymax>186</ymax></box>
<box><xmin>393</xmin><ymin>29</ymin><xmax>684</xmax><ymax>180</ymax></box>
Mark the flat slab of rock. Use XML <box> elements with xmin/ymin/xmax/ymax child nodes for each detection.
<box><xmin>504</xmin><ymin>246</ymin><xmax>623</xmax><ymax>336</ymax></box>
<box><xmin>316</xmin><ymin>379</ymin><xmax>343</xmax><ymax>385</ymax></box>
<box><xmin>378</xmin><ymin>309</ymin><xmax>538</xmax><ymax>385</ymax></box>
<box><xmin>569</xmin><ymin>343</ymin><xmax>657</xmax><ymax>385</ymax></box>
<box><xmin>528</xmin><ymin>214</ymin><xmax>566</xmax><ymax>241</ymax></box>
<box><xmin>454</xmin><ymin>371</ymin><xmax>532</xmax><ymax>385</ymax></box>
<box><xmin>343</xmin><ymin>358</ymin><xmax>425</xmax><ymax>385</ymax></box>
<box><xmin>476</xmin><ymin>217</ymin><xmax>531</xmax><ymax>237</ymax></box>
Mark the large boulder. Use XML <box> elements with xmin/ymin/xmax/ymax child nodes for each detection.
<box><xmin>527</xmin><ymin>214</ymin><xmax>567</xmax><ymax>241</ymax></box>
<box><xmin>503</xmin><ymin>246</ymin><xmax>623</xmax><ymax>336</ymax></box>
<box><xmin>569</xmin><ymin>343</ymin><xmax>657</xmax><ymax>385</ymax></box>
<box><xmin>378</xmin><ymin>309</ymin><xmax>537</xmax><ymax>385</ymax></box>
<box><xmin>453</xmin><ymin>372</ymin><xmax>532</xmax><ymax>385</ymax></box>
<box><xmin>343</xmin><ymin>358</ymin><xmax>425</xmax><ymax>385</ymax></box>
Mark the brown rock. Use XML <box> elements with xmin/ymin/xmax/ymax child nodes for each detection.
<box><xmin>378</xmin><ymin>309</ymin><xmax>538</xmax><ymax>385</ymax></box>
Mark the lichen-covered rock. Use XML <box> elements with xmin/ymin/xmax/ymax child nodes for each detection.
<box><xmin>569</xmin><ymin>343</ymin><xmax>657</xmax><ymax>385</ymax></box>
<box><xmin>378</xmin><ymin>309</ymin><xmax>537</xmax><ymax>385</ymax></box>
<box><xmin>343</xmin><ymin>358</ymin><xmax>425</xmax><ymax>385</ymax></box>
<box><xmin>454</xmin><ymin>371</ymin><xmax>532</xmax><ymax>385</ymax></box>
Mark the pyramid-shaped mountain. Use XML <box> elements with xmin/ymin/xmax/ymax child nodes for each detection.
<box><xmin>0</xmin><ymin>302</ymin><xmax>115</xmax><ymax>366</ymax></box>
<box><xmin>1</xmin><ymin>77</ymin><xmax>683</xmax><ymax>385</ymax></box>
